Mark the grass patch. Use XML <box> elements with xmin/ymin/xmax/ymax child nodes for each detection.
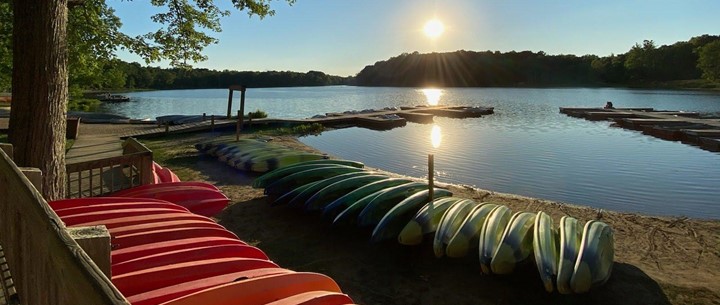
<box><xmin>0</xmin><ymin>133</ymin><xmax>7</xmax><ymax>143</ymax></box>
<box><xmin>248</xmin><ymin>109</ymin><xmax>268</xmax><ymax>119</ymax></box>
<box><xmin>259</xmin><ymin>123</ymin><xmax>325</xmax><ymax>137</ymax></box>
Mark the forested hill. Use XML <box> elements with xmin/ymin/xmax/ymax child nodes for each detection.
<box><xmin>354</xmin><ymin>35</ymin><xmax>720</xmax><ymax>87</ymax></box>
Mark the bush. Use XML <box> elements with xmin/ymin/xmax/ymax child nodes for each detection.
<box><xmin>68</xmin><ymin>98</ymin><xmax>101</xmax><ymax>112</ymax></box>
<box><xmin>248</xmin><ymin>109</ymin><xmax>268</xmax><ymax>119</ymax></box>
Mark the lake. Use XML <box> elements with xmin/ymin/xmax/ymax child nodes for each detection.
<box><xmin>106</xmin><ymin>86</ymin><xmax>720</xmax><ymax>219</ymax></box>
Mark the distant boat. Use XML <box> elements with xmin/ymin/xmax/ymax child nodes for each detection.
<box><xmin>98</xmin><ymin>93</ymin><xmax>130</xmax><ymax>102</ymax></box>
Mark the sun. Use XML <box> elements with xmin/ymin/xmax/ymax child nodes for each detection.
<box><xmin>423</xmin><ymin>19</ymin><xmax>445</xmax><ymax>38</ymax></box>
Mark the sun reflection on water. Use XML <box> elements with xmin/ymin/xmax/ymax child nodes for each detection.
<box><xmin>421</xmin><ymin>88</ymin><xmax>443</xmax><ymax>106</ymax></box>
<box><xmin>431</xmin><ymin>124</ymin><xmax>442</xmax><ymax>149</ymax></box>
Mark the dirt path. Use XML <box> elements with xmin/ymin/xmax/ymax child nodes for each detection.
<box><xmin>136</xmin><ymin>131</ymin><xmax>720</xmax><ymax>305</ymax></box>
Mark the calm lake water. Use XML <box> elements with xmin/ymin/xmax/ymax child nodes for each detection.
<box><xmin>106</xmin><ymin>87</ymin><xmax>720</xmax><ymax>219</ymax></box>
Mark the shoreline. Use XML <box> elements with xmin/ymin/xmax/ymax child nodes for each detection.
<box><xmin>134</xmin><ymin>127</ymin><xmax>719</xmax><ymax>305</ymax></box>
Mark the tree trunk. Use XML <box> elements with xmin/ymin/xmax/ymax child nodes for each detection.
<box><xmin>10</xmin><ymin>0</ymin><xmax>68</xmax><ymax>200</ymax></box>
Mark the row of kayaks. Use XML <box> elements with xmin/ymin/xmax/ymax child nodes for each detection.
<box><xmin>253</xmin><ymin>159</ymin><xmax>614</xmax><ymax>294</ymax></box>
<box><xmin>52</xmin><ymin>181</ymin><xmax>355</xmax><ymax>305</ymax></box>
<box><xmin>195</xmin><ymin>139</ymin><xmax>328</xmax><ymax>173</ymax></box>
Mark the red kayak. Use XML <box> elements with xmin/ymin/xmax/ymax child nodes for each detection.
<box><xmin>158</xmin><ymin>167</ymin><xmax>182</xmax><ymax>183</ymax></box>
<box><xmin>54</xmin><ymin>202</ymin><xmax>188</xmax><ymax>217</ymax></box>
<box><xmin>112</xmin><ymin>244</ymin><xmax>270</xmax><ymax>276</ymax></box>
<box><xmin>158</xmin><ymin>272</ymin><xmax>343</xmax><ymax>305</ymax></box>
<box><xmin>127</xmin><ymin>268</ymin><xmax>293</xmax><ymax>305</ymax></box>
<box><xmin>67</xmin><ymin>212</ymin><xmax>214</xmax><ymax>229</ymax></box>
<box><xmin>112</xmin><ymin>257</ymin><xmax>279</xmax><ymax>296</ymax></box>
<box><xmin>108</xmin><ymin>182</ymin><xmax>220</xmax><ymax>197</ymax></box>
<box><xmin>62</xmin><ymin>208</ymin><xmax>187</xmax><ymax>226</ymax></box>
<box><xmin>108</xmin><ymin>219</ymin><xmax>224</xmax><ymax>236</ymax></box>
<box><xmin>111</xmin><ymin>226</ymin><xmax>239</xmax><ymax>249</ymax></box>
<box><xmin>107</xmin><ymin>186</ymin><xmax>229</xmax><ymax>217</ymax></box>
<box><xmin>111</xmin><ymin>236</ymin><xmax>246</xmax><ymax>264</ymax></box>
<box><xmin>49</xmin><ymin>197</ymin><xmax>172</xmax><ymax>210</ymax></box>
<box><xmin>265</xmin><ymin>291</ymin><xmax>354</xmax><ymax>305</ymax></box>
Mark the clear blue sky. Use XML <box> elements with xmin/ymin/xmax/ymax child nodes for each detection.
<box><xmin>111</xmin><ymin>0</ymin><xmax>720</xmax><ymax>77</ymax></box>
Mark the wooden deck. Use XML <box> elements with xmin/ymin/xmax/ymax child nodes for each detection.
<box><xmin>121</xmin><ymin>105</ymin><xmax>494</xmax><ymax>138</ymax></box>
<box><xmin>560</xmin><ymin>107</ymin><xmax>720</xmax><ymax>152</ymax></box>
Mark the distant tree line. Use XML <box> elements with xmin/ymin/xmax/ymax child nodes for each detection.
<box><xmin>354</xmin><ymin>35</ymin><xmax>720</xmax><ymax>87</ymax></box>
<box><xmin>94</xmin><ymin>61</ymin><xmax>348</xmax><ymax>90</ymax></box>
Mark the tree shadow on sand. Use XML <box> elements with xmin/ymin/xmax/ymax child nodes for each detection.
<box><xmin>215</xmin><ymin>195</ymin><xmax>672</xmax><ymax>305</ymax></box>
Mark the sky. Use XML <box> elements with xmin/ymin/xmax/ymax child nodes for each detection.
<box><xmin>110</xmin><ymin>0</ymin><xmax>720</xmax><ymax>77</ymax></box>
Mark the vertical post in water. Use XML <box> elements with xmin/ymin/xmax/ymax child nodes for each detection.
<box><xmin>226</xmin><ymin>88</ymin><xmax>234</xmax><ymax>119</ymax></box>
<box><xmin>236</xmin><ymin>110</ymin><xmax>241</xmax><ymax>141</ymax></box>
<box><xmin>211</xmin><ymin>115</ymin><xmax>215</xmax><ymax>131</ymax></box>
<box><xmin>239</xmin><ymin>86</ymin><xmax>246</xmax><ymax>131</ymax></box>
<box><xmin>202</xmin><ymin>113</ymin><xmax>206</xmax><ymax>121</ymax></box>
<box><xmin>428</xmin><ymin>154</ymin><xmax>434</xmax><ymax>201</ymax></box>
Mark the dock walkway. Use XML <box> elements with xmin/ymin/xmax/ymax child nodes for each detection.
<box><xmin>122</xmin><ymin>105</ymin><xmax>494</xmax><ymax>139</ymax></box>
<box><xmin>560</xmin><ymin>107</ymin><xmax>720</xmax><ymax>152</ymax></box>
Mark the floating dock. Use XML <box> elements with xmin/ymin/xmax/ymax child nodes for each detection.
<box><xmin>560</xmin><ymin>107</ymin><xmax>720</xmax><ymax>152</ymax></box>
<box><xmin>122</xmin><ymin>105</ymin><xmax>494</xmax><ymax>138</ymax></box>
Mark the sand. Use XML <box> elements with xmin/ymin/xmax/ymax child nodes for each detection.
<box><xmin>66</xmin><ymin>123</ymin><xmax>720</xmax><ymax>304</ymax></box>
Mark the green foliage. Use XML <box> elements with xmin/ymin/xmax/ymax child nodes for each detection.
<box><xmin>0</xmin><ymin>133</ymin><xmax>7</xmax><ymax>143</ymax></box>
<box><xmin>67</xmin><ymin>98</ymin><xmax>101</xmax><ymax>112</ymax></box>
<box><xmin>0</xmin><ymin>1</ymin><xmax>11</xmax><ymax>92</ymax></box>
<box><xmin>698</xmin><ymin>40</ymin><xmax>720</xmax><ymax>81</ymax></box>
<box><xmin>248</xmin><ymin>109</ymin><xmax>268</xmax><ymax>119</ymax></box>
<box><xmin>261</xmin><ymin>123</ymin><xmax>325</xmax><ymax>136</ymax></box>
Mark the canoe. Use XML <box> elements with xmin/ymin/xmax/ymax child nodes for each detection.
<box><xmin>397</xmin><ymin>197</ymin><xmax>463</xmax><ymax>245</ymax></box>
<box><xmin>533</xmin><ymin>211</ymin><xmax>559</xmax><ymax>293</ymax></box>
<box><xmin>107</xmin><ymin>187</ymin><xmax>230</xmax><ymax>217</ymax></box>
<box><xmin>253</xmin><ymin>160</ymin><xmax>365</xmax><ymax>188</ymax></box>
<box><xmin>265</xmin><ymin>166</ymin><xmax>365</xmax><ymax>197</ymax></box>
<box><xmin>322</xmin><ymin>178</ymin><xmax>413</xmax><ymax>221</ymax></box>
<box><xmin>445</xmin><ymin>203</ymin><xmax>498</xmax><ymax>258</ymax></box>
<box><xmin>357</xmin><ymin>183</ymin><xmax>438</xmax><ymax>228</ymax></box>
<box><xmin>111</xmin><ymin>237</ymin><xmax>247</xmax><ymax>264</ymax></box>
<box><xmin>54</xmin><ymin>202</ymin><xmax>188</xmax><ymax>217</ymax></box>
<box><xmin>112</xmin><ymin>244</ymin><xmax>269</xmax><ymax>276</ymax></box>
<box><xmin>111</xmin><ymin>226</ymin><xmax>239</xmax><ymax>249</ymax></box>
<box><xmin>490</xmin><ymin>212</ymin><xmax>536</xmax><ymax>274</ymax></box>
<box><xmin>432</xmin><ymin>199</ymin><xmax>478</xmax><ymax>257</ymax></box>
<box><xmin>158</xmin><ymin>272</ymin><xmax>343</xmax><ymax>305</ymax></box>
<box><xmin>158</xmin><ymin>167</ymin><xmax>181</xmax><ymax>183</ymax></box>
<box><xmin>556</xmin><ymin>216</ymin><xmax>581</xmax><ymax>294</ymax></box>
<box><xmin>108</xmin><ymin>219</ymin><xmax>224</xmax><ymax>236</ymax></box>
<box><xmin>127</xmin><ymin>268</ymin><xmax>293</xmax><ymax>305</ymax></box>
<box><xmin>49</xmin><ymin>197</ymin><xmax>173</xmax><ymax>210</ymax></box>
<box><xmin>67</xmin><ymin>212</ymin><xmax>214</xmax><ymax>229</ymax></box>
<box><xmin>62</xmin><ymin>208</ymin><xmax>190</xmax><ymax>226</ymax></box>
<box><xmin>303</xmin><ymin>174</ymin><xmax>388</xmax><ymax>212</ymax></box>
<box><xmin>371</xmin><ymin>189</ymin><xmax>449</xmax><ymax>243</ymax></box>
<box><xmin>107</xmin><ymin>182</ymin><xmax>220</xmax><ymax>197</ymax></box>
<box><xmin>478</xmin><ymin>205</ymin><xmax>512</xmax><ymax>274</ymax></box>
<box><xmin>113</xmin><ymin>257</ymin><xmax>279</xmax><ymax>296</ymax></box>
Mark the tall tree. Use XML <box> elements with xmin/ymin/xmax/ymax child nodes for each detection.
<box><xmin>10</xmin><ymin>0</ymin><xmax>70</xmax><ymax>200</ymax></box>
<box><xmin>697</xmin><ymin>40</ymin><xmax>720</xmax><ymax>81</ymax></box>
<box><xmin>10</xmin><ymin>0</ymin><xmax>294</xmax><ymax>200</ymax></box>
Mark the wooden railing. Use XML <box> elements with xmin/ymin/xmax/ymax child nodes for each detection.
<box><xmin>0</xmin><ymin>146</ymin><xmax>128</xmax><ymax>304</ymax></box>
<box><xmin>65</xmin><ymin>138</ymin><xmax>153</xmax><ymax>198</ymax></box>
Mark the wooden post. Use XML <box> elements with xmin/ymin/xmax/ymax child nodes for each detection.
<box><xmin>202</xmin><ymin>113</ymin><xmax>206</xmax><ymax>121</ymax></box>
<box><xmin>164</xmin><ymin>123</ymin><xmax>170</xmax><ymax>134</ymax></box>
<box><xmin>0</xmin><ymin>143</ymin><xmax>12</xmax><ymax>160</ymax></box>
<box><xmin>236</xmin><ymin>110</ymin><xmax>241</xmax><ymax>141</ymax></box>
<box><xmin>67</xmin><ymin>226</ymin><xmax>111</xmax><ymax>278</ymax></box>
<box><xmin>239</xmin><ymin>86</ymin><xmax>246</xmax><ymax>130</ymax></box>
<box><xmin>226</xmin><ymin>89</ymin><xmax>233</xmax><ymax>119</ymax></box>
<box><xmin>20</xmin><ymin>167</ymin><xmax>43</xmax><ymax>194</ymax></box>
<box><xmin>211</xmin><ymin>115</ymin><xmax>215</xmax><ymax>131</ymax></box>
<box><xmin>428</xmin><ymin>154</ymin><xmax>434</xmax><ymax>201</ymax></box>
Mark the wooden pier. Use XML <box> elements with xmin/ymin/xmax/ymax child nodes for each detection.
<box><xmin>560</xmin><ymin>107</ymin><xmax>720</xmax><ymax>152</ymax></box>
<box><xmin>122</xmin><ymin>105</ymin><xmax>494</xmax><ymax>138</ymax></box>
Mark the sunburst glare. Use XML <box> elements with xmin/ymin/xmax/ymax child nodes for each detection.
<box><xmin>423</xmin><ymin>19</ymin><xmax>444</xmax><ymax>39</ymax></box>
<box><xmin>421</xmin><ymin>88</ymin><xmax>443</xmax><ymax>106</ymax></box>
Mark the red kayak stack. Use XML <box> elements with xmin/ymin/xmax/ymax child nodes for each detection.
<box><xmin>51</xmin><ymin>179</ymin><xmax>354</xmax><ymax>304</ymax></box>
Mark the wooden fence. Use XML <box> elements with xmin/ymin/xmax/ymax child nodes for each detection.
<box><xmin>0</xmin><ymin>146</ymin><xmax>128</xmax><ymax>304</ymax></box>
<box><xmin>65</xmin><ymin>138</ymin><xmax>153</xmax><ymax>198</ymax></box>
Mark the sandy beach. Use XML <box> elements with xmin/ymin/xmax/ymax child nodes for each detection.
<box><xmin>121</xmin><ymin>124</ymin><xmax>720</xmax><ymax>305</ymax></box>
